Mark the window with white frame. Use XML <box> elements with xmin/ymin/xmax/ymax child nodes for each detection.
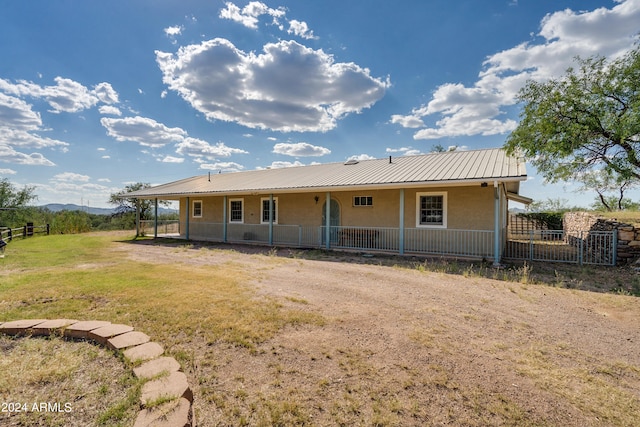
<box><xmin>192</xmin><ymin>200</ymin><xmax>203</xmax><ymax>218</ymax></box>
<box><xmin>260</xmin><ymin>197</ymin><xmax>278</xmax><ymax>224</ymax></box>
<box><xmin>416</xmin><ymin>192</ymin><xmax>447</xmax><ymax>228</ymax></box>
<box><xmin>353</xmin><ymin>196</ymin><xmax>373</xmax><ymax>206</ymax></box>
<box><xmin>229</xmin><ymin>198</ymin><xmax>244</xmax><ymax>223</ymax></box>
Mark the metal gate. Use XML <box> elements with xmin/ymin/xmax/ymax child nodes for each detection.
<box><xmin>504</xmin><ymin>230</ymin><xmax>617</xmax><ymax>266</ymax></box>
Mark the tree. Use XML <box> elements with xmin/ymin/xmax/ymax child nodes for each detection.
<box><xmin>577</xmin><ymin>169</ymin><xmax>636</xmax><ymax>211</ymax></box>
<box><xmin>0</xmin><ymin>179</ymin><xmax>38</xmax><ymax>227</ymax></box>
<box><xmin>590</xmin><ymin>194</ymin><xmax>639</xmax><ymax>212</ymax></box>
<box><xmin>110</xmin><ymin>182</ymin><xmax>150</xmax><ymax>219</ymax></box>
<box><xmin>109</xmin><ymin>182</ymin><xmax>170</xmax><ymax>221</ymax></box>
<box><xmin>430</xmin><ymin>144</ymin><xmax>458</xmax><ymax>153</ymax></box>
<box><xmin>504</xmin><ymin>47</ymin><xmax>640</xmax><ymax>185</ymax></box>
<box><xmin>0</xmin><ymin>178</ymin><xmax>37</xmax><ymax>209</ymax></box>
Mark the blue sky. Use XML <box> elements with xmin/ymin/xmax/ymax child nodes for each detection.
<box><xmin>1</xmin><ymin>0</ymin><xmax>639</xmax><ymax>208</ymax></box>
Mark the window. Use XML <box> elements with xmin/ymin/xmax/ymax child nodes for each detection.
<box><xmin>261</xmin><ymin>197</ymin><xmax>278</xmax><ymax>224</ymax></box>
<box><xmin>353</xmin><ymin>196</ymin><xmax>373</xmax><ymax>206</ymax></box>
<box><xmin>416</xmin><ymin>192</ymin><xmax>447</xmax><ymax>228</ymax></box>
<box><xmin>229</xmin><ymin>199</ymin><xmax>244</xmax><ymax>223</ymax></box>
<box><xmin>192</xmin><ymin>200</ymin><xmax>202</xmax><ymax>218</ymax></box>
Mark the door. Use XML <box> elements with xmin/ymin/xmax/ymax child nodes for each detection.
<box><xmin>321</xmin><ymin>199</ymin><xmax>340</xmax><ymax>245</ymax></box>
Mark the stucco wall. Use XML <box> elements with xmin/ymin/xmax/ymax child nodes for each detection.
<box><xmin>180</xmin><ymin>185</ymin><xmax>497</xmax><ymax>231</ymax></box>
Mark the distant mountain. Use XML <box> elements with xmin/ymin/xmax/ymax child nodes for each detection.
<box><xmin>42</xmin><ymin>203</ymin><xmax>115</xmax><ymax>215</ymax></box>
<box><xmin>40</xmin><ymin>204</ymin><xmax>178</xmax><ymax>216</ymax></box>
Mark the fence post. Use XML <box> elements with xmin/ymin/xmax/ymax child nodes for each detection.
<box><xmin>578</xmin><ymin>231</ymin><xmax>584</xmax><ymax>265</ymax></box>
<box><xmin>529</xmin><ymin>230</ymin><xmax>534</xmax><ymax>261</ymax></box>
<box><xmin>8</xmin><ymin>228</ymin><xmax>12</xmax><ymax>241</ymax></box>
<box><xmin>612</xmin><ymin>229</ymin><xmax>617</xmax><ymax>266</ymax></box>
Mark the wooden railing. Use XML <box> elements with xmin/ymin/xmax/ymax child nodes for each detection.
<box><xmin>1</xmin><ymin>223</ymin><xmax>50</xmax><ymax>243</ymax></box>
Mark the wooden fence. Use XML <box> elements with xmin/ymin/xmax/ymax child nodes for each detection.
<box><xmin>1</xmin><ymin>223</ymin><xmax>50</xmax><ymax>243</ymax></box>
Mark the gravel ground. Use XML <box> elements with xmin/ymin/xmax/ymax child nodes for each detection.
<box><xmin>124</xmin><ymin>239</ymin><xmax>640</xmax><ymax>426</ymax></box>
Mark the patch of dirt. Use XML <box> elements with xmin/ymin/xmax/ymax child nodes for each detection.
<box><xmin>0</xmin><ymin>335</ymin><xmax>138</xmax><ymax>427</ymax></box>
<box><xmin>120</xmin><ymin>239</ymin><xmax>640</xmax><ymax>426</ymax></box>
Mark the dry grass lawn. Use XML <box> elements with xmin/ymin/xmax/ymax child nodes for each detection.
<box><xmin>1</xmin><ymin>232</ymin><xmax>640</xmax><ymax>426</ymax></box>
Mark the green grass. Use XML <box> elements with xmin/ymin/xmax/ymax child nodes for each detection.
<box><xmin>0</xmin><ymin>334</ymin><xmax>141</xmax><ymax>426</ymax></box>
<box><xmin>0</xmin><ymin>233</ymin><xmax>325</xmax><ymax>425</ymax></box>
<box><xmin>0</xmin><ymin>234</ymin><xmax>324</xmax><ymax>353</ymax></box>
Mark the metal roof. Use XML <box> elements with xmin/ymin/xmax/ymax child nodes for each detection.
<box><xmin>127</xmin><ymin>148</ymin><xmax>527</xmax><ymax>199</ymax></box>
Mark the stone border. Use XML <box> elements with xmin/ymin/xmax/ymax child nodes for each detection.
<box><xmin>0</xmin><ymin>319</ymin><xmax>195</xmax><ymax>427</ymax></box>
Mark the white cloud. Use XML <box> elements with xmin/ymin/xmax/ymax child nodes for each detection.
<box><xmin>0</xmin><ymin>145</ymin><xmax>55</xmax><ymax>166</ymax></box>
<box><xmin>272</xmin><ymin>142</ymin><xmax>330</xmax><ymax>157</ymax></box>
<box><xmin>0</xmin><ymin>168</ymin><xmax>17</xmax><ymax>175</ymax></box>
<box><xmin>386</xmin><ymin>146</ymin><xmax>422</xmax><ymax>156</ymax></box>
<box><xmin>200</xmin><ymin>161</ymin><xmax>245</xmax><ymax>172</ymax></box>
<box><xmin>0</xmin><ymin>77</ymin><xmax>119</xmax><ymax>113</ymax></box>
<box><xmin>219</xmin><ymin>1</ymin><xmax>285</xmax><ymax>29</ymax></box>
<box><xmin>288</xmin><ymin>20</ymin><xmax>317</xmax><ymax>40</ymax></box>
<box><xmin>392</xmin><ymin>0</ymin><xmax>640</xmax><ymax>140</ymax></box>
<box><xmin>265</xmin><ymin>160</ymin><xmax>305</xmax><ymax>169</ymax></box>
<box><xmin>93</xmin><ymin>82</ymin><xmax>119</xmax><ymax>104</ymax></box>
<box><xmin>161</xmin><ymin>155</ymin><xmax>185</xmax><ymax>163</ymax></box>
<box><xmin>347</xmin><ymin>154</ymin><xmax>375</xmax><ymax>161</ymax></box>
<box><xmin>156</xmin><ymin>39</ymin><xmax>388</xmax><ymax>132</ymax></box>
<box><xmin>175</xmin><ymin>138</ymin><xmax>248</xmax><ymax>158</ymax></box>
<box><xmin>164</xmin><ymin>25</ymin><xmax>183</xmax><ymax>37</ymax></box>
<box><xmin>389</xmin><ymin>114</ymin><xmax>424</xmax><ymax>129</ymax></box>
<box><xmin>100</xmin><ymin>116</ymin><xmax>187</xmax><ymax>148</ymax></box>
<box><xmin>0</xmin><ymin>92</ymin><xmax>68</xmax><ymax>166</ymax></box>
<box><xmin>100</xmin><ymin>114</ymin><xmax>248</xmax><ymax>164</ymax></box>
<box><xmin>98</xmin><ymin>105</ymin><xmax>122</xmax><ymax>116</ymax></box>
<box><xmin>52</xmin><ymin>172</ymin><xmax>91</xmax><ymax>182</ymax></box>
<box><xmin>0</xmin><ymin>92</ymin><xmax>42</xmax><ymax>131</ymax></box>
<box><xmin>38</xmin><ymin>178</ymin><xmax>115</xmax><ymax>203</ymax></box>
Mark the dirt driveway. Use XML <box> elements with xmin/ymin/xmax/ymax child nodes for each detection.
<box><xmin>125</xmin><ymin>240</ymin><xmax>640</xmax><ymax>426</ymax></box>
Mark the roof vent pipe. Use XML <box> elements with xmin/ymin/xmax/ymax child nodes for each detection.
<box><xmin>389</xmin><ymin>156</ymin><xmax>392</xmax><ymax>164</ymax></box>
<box><xmin>208</xmin><ymin>171</ymin><xmax>211</xmax><ymax>182</ymax></box>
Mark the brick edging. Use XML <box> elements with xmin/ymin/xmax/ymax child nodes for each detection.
<box><xmin>0</xmin><ymin>319</ymin><xmax>195</xmax><ymax>427</ymax></box>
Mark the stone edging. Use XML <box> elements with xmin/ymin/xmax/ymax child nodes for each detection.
<box><xmin>0</xmin><ymin>319</ymin><xmax>194</xmax><ymax>427</ymax></box>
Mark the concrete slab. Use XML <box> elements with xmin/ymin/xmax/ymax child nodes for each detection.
<box><xmin>0</xmin><ymin>319</ymin><xmax>48</xmax><ymax>335</ymax></box>
<box><xmin>133</xmin><ymin>357</ymin><xmax>181</xmax><ymax>380</ymax></box>
<box><xmin>141</xmin><ymin>371</ymin><xmax>193</xmax><ymax>406</ymax></box>
<box><xmin>64</xmin><ymin>320</ymin><xmax>112</xmax><ymax>340</ymax></box>
<box><xmin>123</xmin><ymin>342</ymin><xmax>165</xmax><ymax>363</ymax></box>
<box><xmin>107</xmin><ymin>331</ymin><xmax>150</xmax><ymax>350</ymax></box>
<box><xmin>88</xmin><ymin>324</ymin><xmax>134</xmax><ymax>345</ymax></box>
<box><xmin>30</xmin><ymin>319</ymin><xmax>79</xmax><ymax>336</ymax></box>
<box><xmin>134</xmin><ymin>397</ymin><xmax>191</xmax><ymax>427</ymax></box>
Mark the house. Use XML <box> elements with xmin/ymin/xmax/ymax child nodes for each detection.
<box><xmin>126</xmin><ymin>148</ymin><xmax>531</xmax><ymax>265</ymax></box>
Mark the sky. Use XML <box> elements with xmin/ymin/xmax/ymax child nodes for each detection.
<box><xmin>1</xmin><ymin>0</ymin><xmax>639</xmax><ymax>209</ymax></box>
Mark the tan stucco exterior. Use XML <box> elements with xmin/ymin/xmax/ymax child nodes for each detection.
<box><xmin>179</xmin><ymin>185</ymin><xmax>500</xmax><ymax>231</ymax></box>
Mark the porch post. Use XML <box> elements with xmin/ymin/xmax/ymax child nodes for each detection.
<box><xmin>223</xmin><ymin>195</ymin><xmax>228</xmax><ymax>242</ymax></box>
<box><xmin>268</xmin><ymin>194</ymin><xmax>274</xmax><ymax>245</ymax></box>
<box><xmin>325</xmin><ymin>192</ymin><xmax>331</xmax><ymax>250</ymax></box>
<box><xmin>399</xmin><ymin>189</ymin><xmax>405</xmax><ymax>255</ymax></box>
<box><xmin>135</xmin><ymin>199</ymin><xmax>140</xmax><ymax>237</ymax></box>
<box><xmin>185</xmin><ymin>197</ymin><xmax>190</xmax><ymax>240</ymax></box>
<box><xmin>493</xmin><ymin>181</ymin><xmax>501</xmax><ymax>267</ymax></box>
<box><xmin>154</xmin><ymin>198</ymin><xmax>158</xmax><ymax>238</ymax></box>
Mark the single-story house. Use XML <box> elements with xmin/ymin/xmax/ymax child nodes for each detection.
<box><xmin>127</xmin><ymin>147</ymin><xmax>531</xmax><ymax>265</ymax></box>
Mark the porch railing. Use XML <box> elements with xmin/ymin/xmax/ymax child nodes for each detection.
<box><xmin>173</xmin><ymin>222</ymin><xmax>496</xmax><ymax>259</ymax></box>
<box><xmin>139</xmin><ymin>220</ymin><xmax>180</xmax><ymax>235</ymax></box>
